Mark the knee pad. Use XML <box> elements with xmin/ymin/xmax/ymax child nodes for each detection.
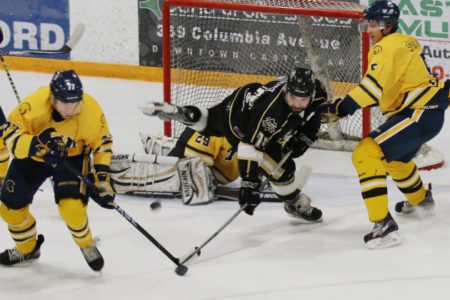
<box><xmin>352</xmin><ymin>138</ymin><xmax>383</xmax><ymax>166</ymax></box>
<box><xmin>0</xmin><ymin>202</ymin><xmax>31</xmax><ymax>225</ymax></box>
<box><xmin>58</xmin><ymin>198</ymin><xmax>87</xmax><ymax>227</ymax></box>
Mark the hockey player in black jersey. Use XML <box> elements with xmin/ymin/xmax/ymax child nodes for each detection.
<box><xmin>142</xmin><ymin>67</ymin><xmax>326</xmax><ymax>221</ymax></box>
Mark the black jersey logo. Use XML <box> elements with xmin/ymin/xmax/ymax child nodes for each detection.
<box><xmin>261</xmin><ymin>117</ymin><xmax>277</xmax><ymax>133</ymax></box>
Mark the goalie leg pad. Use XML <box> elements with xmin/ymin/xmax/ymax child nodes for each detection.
<box><xmin>177</xmin><ymin>157</ymin><xmax>215</xmax><ymax>205</ymax></box>
<box><xmin>111</xmin><ymin>153</ymin><xmax>180</xmax><ymax>195</ymax></box>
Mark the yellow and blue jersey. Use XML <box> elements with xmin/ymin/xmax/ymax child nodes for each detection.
<box><xmin>2</xmin><ymin>86</ymin><xmax>112</xmax><ymax>168</ymax></box>
<box><xmin>347</xmin><ymin>32</ymin><xmax>446</xmax><ymax>118</ymax></box>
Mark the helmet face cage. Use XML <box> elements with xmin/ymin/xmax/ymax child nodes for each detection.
<box><xmin>286</xmin><ymin>67</ymin><xmax>315</xmax><ymax>98</ymax></box>
<box><xmin>50</xmin><ymin>70</ymin><xmax>83</xmax><ymax>103</ymax></box>
<box><xmin>359</xmin><ymin>1</ymin><xmax>400</xmax><ymax>33</ymax></box>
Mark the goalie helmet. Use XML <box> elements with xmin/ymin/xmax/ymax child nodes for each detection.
<box><xmin>362</xmin><ymin>0</ymin><xmax>400</xmax><ymax>31</ymax></box>
<box><xmin>286</xmin><ymin>67</ymin><xmax>315</xmax><ymax>98</ymax></box>
<box><xmin>50</xmin><ymin>70</ymin><xmax>83</xmax><ymax>103</ymax></box>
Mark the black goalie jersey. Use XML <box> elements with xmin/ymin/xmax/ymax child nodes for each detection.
<box><xmin>203</xmin><ymin>77</ymin><xmax>327</xmax><ymax>180</ymax></box>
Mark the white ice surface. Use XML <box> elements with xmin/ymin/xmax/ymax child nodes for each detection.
<box><xmin>1</xmin><ymin>71</ymin><xmax>450</xmax><ymax>300</ymax></box>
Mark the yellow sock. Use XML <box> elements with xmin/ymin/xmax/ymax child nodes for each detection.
<box><xmin>352</xmin><ymin>138</ymin><xmax>389</xmax><ymax>222</ymax></box>
<box><xmin>58</xmin><ymin>198</ymin><xmax>93</xmax><ymax>248</ymax></box>
<box><xmin>0</xmin><ymin>203</ymin><xmax>37</xmax><ymax>254</ymax></box>
<box><xmin>383</xmin><ymin>160</ymin><xmax>426</xmax><ymax>205</ymax></box>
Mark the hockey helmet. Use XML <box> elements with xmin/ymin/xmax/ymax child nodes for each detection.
<box><xmin>50</xmin><ymin>70</ymin><xmax>83</xmax><ymax>102</ymax></box>
<box><xmin>361</xmin><ymin>1</ymin><xmax>400</xmax><ymax>32</ymax></box>
<box><xmin>286</xmin><ymin>67</ymin><xmax>315</xmax><ymax>98</ymax></box>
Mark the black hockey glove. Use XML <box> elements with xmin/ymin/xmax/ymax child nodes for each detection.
<box><xmin>317</xmin><ymin>98</ymin><xmax>347</xmax><ymax>123</ymax></box>
<box><xmin>31</xmin><ymin>128</ymin><xmax>68</xmax><ymax>166</ymax></box>
<box><xmin>285</xmin><ymin>131</ymin><xmax>317</xmax><ymax>158</ymax></box>
<box><xmin>87</xmin><ymin>171</ymin><xmax>116</xmax><ymax>209</ymax></box>
<box><xmin>239</xmin><ymin>180</ymin><xmax>261</xmax><ymax>216</ymax></box>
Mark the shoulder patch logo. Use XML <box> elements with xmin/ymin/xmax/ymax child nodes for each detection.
<box><xmin>372</xmin><ymin>45</ymin><xmax>382</xmax><ymax>55</ymax></box>
<box><xmin>18</xmin><ymin>102</ymin><xmax>31</xmax><ymax>115</ymax></box>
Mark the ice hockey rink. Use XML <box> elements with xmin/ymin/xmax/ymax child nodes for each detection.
<box><xmin>1</xmin><ymin>71</ymin><xmax>450</xmax><ymax>300</ymax></box>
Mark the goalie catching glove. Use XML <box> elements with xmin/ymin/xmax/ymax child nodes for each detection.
<box><xmin>88</xmin><ymin>170</ymin><xmax>116</xmax><ymax>209</ymax></box>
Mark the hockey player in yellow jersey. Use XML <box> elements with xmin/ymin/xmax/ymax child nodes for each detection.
<box><xmin>319</xmin><ymin>0</ymin><xmax>450</xmax><ymax>249</ymax></box>
<box><xmin>0</xmin><ymin>70</ymin><xmax>114</xmax><ymax>271</ymax></box>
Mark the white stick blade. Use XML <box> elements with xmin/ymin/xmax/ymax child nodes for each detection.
<box><xmin>66</xmin><ymin>23</ymin><xmax>86</xmax><ymax>49</ymax></box>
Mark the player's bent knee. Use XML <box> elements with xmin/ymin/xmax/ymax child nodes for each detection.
<box><xmin>352</xmin><ymin>138</ymin><xmax>383</xmax><ymax>165</ymax></box>
<box><xmin>58</xmin><ymin>198</ymin><xmax>87</xmax><ymax>226</ymax></box>
<box><xmin>0</xmin><ymin>202</ymin><xmax>30</xmax><ymax>224</ymax></box>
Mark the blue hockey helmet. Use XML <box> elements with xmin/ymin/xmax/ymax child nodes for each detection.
<box><xmin>50</xmin><ymin>70</ymin><xmax>83</xmax><ymax>102</ymax></box>
<box><xmin>286</xmin><ymin>67</ymin><xmax>315</xmax><ymax>98</ymax></box>
<box><xmin>361</xmin><ymin>1</ymin><xmax>400</xmax><ymax>32</ymax></box>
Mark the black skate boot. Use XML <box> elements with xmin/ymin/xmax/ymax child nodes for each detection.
<box><xmin>395</xmin><ymin>184</ymin><xmax>434</xmax><ymax>216</ymax></box>
<box><xmin>140</xmin><ymin>102</ymin><xmax>201</xmax><ymax>126</ymax></box>
<box><xmin>284</xmin><ymin>193</ymin><xmax>322</xmax><ymax>222</ymax></box>
<box><xmin>364</xmin><ymin>212</ymin><xmax>402</xmax><ymax>249</ymax></box>
<box><xmin>0</xmin><ymin>234</ymin><xmax>45</xmax><ymax>266</ymax></box>
<box><xmin>81</xmin><ymin>244</ymin><xmax>104</xmax><ymax>272</ymax></box>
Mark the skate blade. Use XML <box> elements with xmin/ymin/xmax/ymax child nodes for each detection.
<box><xmin>0</xmin><ymin>257</ymin><xmax>40</xmax><ymax>268</ymax></box>
<box><xmin>365</xmin><ymin>231</ymin><xmax>403</xmax><ymax>250</ymax></box>
<box><xmin>416</xmin><ymin>206</ymin><xmax>435</xmax><ymax>217</ymax></box>
<box><xmin>286</xmin><ymin>213</ymin><xmax>323</xmax><ymax>224</ymax></box>
<box><xmin>395</xmin><ymin>207</ymin><xmax>435</xmax><ymax>217</ymax></box>
<box><xmin>394</xmin><ymin>209</ymin><xmax>415</xmax><ymax>216</ymax></box>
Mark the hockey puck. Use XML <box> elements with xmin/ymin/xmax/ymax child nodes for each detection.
<box><xmin>195</xmin><ymin>247</ymin><xmax>201</xmax><ymax>256</ymax></box>
<box><xmin>150</xmin><ymin>201</ymin><xmax>161</xmax><ymax>210</ymax></box>
<box><xmin>175</xmin><ymin>264</ymin><xmax>188</xmax><ymax>276</ymax></box>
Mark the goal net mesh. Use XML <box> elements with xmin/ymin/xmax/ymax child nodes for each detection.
<box><xmin>163</xmin><ymin>0</ymin><xmax>443</xmax><ymax>169</ymax></box>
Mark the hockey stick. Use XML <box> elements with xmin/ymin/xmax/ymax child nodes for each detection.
<box><xmin>174</xmin><ymin>150</ymin><xmax>296</xmax><ymax>276</ymax></box>
<box><xmin>0</xmin><ymin>50</ymin><xmax>21</xmax><ymax>103</ymax></box>
<box><xmin>8</xmin><ymin>23</ymin><xmax>86</xmax><ymax>56</ymax></box>
<box><xmin>61</xmin><ymin>161</ymin><xmax>187</xmax><ymax>273</ymax></box>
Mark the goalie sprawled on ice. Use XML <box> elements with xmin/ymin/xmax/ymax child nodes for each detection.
<box><xmin>112</xmin><ymin>67</ymin><xmax>325</xmax><ymax>224</ymax></box>
<box><xmin>110</xmin><ymin>129</ymin><xmax>236</xmax><ymax>205</ymax></box>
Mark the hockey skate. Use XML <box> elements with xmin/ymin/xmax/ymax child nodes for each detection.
<box><xmin>364</xmin><ymin>212</ymin><xmax>402</xmax><ymax>249</ymax></box>
<box><xmin>395</xmin><ymin>184</ymin><xmax>434</xmax><ymax>216</ymax></box>
<box><xmin>81</xmin><ymin>244</ymin><xmax>104</xmax><ymax>272</ymax></box>
<box><xmin>140</xmin><ymin>102</ymin><xmax>199</xmax><ymax>125</ymax></box>
<box><xmin>0</xmin><ymin>234</ymin><xmax>45</xmax><ymax>266</ymax></box>
<box><xmin>284</xmin><ymin>193</ymin><xmax>322</xmax><ymax>222</ymax></box>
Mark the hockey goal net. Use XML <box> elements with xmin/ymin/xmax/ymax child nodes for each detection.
<box><xmin>162</xmin><ymin>0</ymin><xmax>443</xmax><ymax>170</ymax></box>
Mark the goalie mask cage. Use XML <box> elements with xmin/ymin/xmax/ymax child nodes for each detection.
<box><xmin>162</xmin><ymin>0</ymin><xmax>444</xmax><ymax>170</ymax></box>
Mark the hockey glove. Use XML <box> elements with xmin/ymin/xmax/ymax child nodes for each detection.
<box><xmin>31</xmin><ymin>128</ymin><xmax>68</xmax><ymax>166</ymax></box>
<box><xmin>317</xmin><ymin>98</ymin><xmax>347</xmax><ymax>123</ymax></box>
<box><xmin>285</xmin><ymin>121</ymin><xmax>318</xmax><ymax>158</ymax></box>
<box><xmin>239</xmin><ymin>180</ymin><xmax>261</xmax><ymax>216</ymax></box>
<box><xmin>88</xmin><ymin>172</ymin><xmax>116</xmax><ymax>209</ymax></box>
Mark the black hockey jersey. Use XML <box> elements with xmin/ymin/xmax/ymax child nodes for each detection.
<box><xmin>205</xmin><ymin>77</ymin><xmax>327</xmax><ymax>181</ymax></box>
